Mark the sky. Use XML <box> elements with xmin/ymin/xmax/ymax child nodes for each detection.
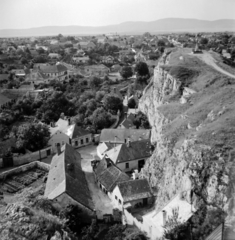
<box><xmin>0</xmin><ymin>0</ymin><xmax>235</xmax><ymax>29</ymax></box>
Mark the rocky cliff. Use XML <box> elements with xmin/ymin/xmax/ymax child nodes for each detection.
<box><xmin>139</xmin><ymin>48</ymin><xmax>235</xmax><ymax>220</ymax></box>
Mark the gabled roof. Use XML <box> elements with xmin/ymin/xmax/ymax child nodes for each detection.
<box><xmin>97</xmin><ymin>142</ymin><xmax>115</xmax><ymax>156</ymax></box>
<box><xmin>94</xmin><ymin>158</ymin><xmax>129</xmax><ymax>192</ymax></box>
<box><xmin>117</xmin><ymin>178</ymin><xmax>152</xmax><ymax>202</ymax></box>
<box><xmin>44</xmin><ymin>143</ymin><xmax>93</xmax><ymax>210</ymax></box>
<box><xmin>120</xmin><ymin>113</ymin><xmax>136</xmax><ymax>129</ymax></box>
<box><xmin>105</xmin><ymin>140</ymin><xmax>151</xmax><ymax>164</ymax></box>
<box><xmin>70</xmin><ymin>125</ymin><xmax>91</xmax><ymax>139</ymax></box>
<box><xmin>100</xmin><ymin>129</ymin><xmax>151</xmax><ymax>143</ymax></box>
<box><xmin>40</xmin><ymin>64</ymin><xmax>67</xmax><ymax>73</ymax></box>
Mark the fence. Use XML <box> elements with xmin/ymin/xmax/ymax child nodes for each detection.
<box><xmin>0</xmin><ymin>161</ymin><xmax>50</xmax><ymax>181</ymax></box>
<box><xmin>13</xmin><ymin>146</ymin><xmax>51</xmax><ymax>166</ymax></box>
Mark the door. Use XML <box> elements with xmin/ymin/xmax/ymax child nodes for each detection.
<box><xmin>46</xmin><ymin>149</ymin><xmax>51</xmax><ymax>156</ymax></box>
<box><xmin>143</xmin><ymin>198</ymin><xmax>148</xmax><ymax>206</ymax></box>
<box><xmin>138</xmin><ymin>159</ymin><xmax>145</xmax><ymax>171</ymax></box>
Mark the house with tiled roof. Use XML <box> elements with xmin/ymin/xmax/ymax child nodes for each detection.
<box><xmin>44</xmin><ymin>144</ymin><xmax>95</xmax><ymax>222</ymax></box>
<box><xmin>49</xmin><ymin>118</ymin><xmax>92</xmax><ymax>153</ymax></box>
<box><xmin>100</xmin><ymin>128</ymin><xmax>151</xmax><ymax>144</ymax></box>
<box><xmin>112</xmin><ymin>178</ymin><xmax>153</xmax><ymax>210</ymax></box>
<box><xmin>93</xmin><ymin>156</ymin><xmax>129</xmax><ymax>197</ymax></box>
<box><xmin>79</xmin><ymin>41</ymin><xmax>96</xmax><ymax>50</ymax></box>
<box><xmin>104</xmin><ymin>139</ymin><xmax>152</xmax><ymax>173</ymax></box>
<box><xmin>119</xmin><ymin>113</ymin><xmax>136</xmax><ymax>129</ymax></box>
<box><xmin>205</xmin><ymin>218</ymin><xmax>235</xmax><ymax>240</ymax></box>
<box><xmin>83</xmin><ymin>64</ymin><xmax>110</xmax><ymax>77</ymax></box>
<box><xmin>40</xmin><ymin>63</ymin><xmax>68</xmax><ymax>81</ymax></box>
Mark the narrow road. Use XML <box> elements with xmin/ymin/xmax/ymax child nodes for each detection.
<box><xmin>194</xmin><ymin>51</ymin><xmax>235</xmax><ymax>79</ymax></box>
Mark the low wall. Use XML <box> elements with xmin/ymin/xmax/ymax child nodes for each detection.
<box><xmin>0</xmin><ymin>161</ymin><xmax>50</xmax><ymax>181</ymax></box>
<box><xmin>13</xmin><ymin>147</ymin><xmax>51</xmax><ymax>167</ymax></box>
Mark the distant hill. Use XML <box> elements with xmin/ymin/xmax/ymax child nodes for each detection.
<box><xmin>1</xmin><ymin>18</ymin><xmax>235</xmax><ymax>37</ymax></box>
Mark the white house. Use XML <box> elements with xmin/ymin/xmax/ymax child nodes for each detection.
<box><xmin>111</xmin><ymin>178</ymin><xmax>153</xmax><ymax>211</ymax></box>
<box><xmin>49</xmin><ymin>118</ymin><xmax>92</xmax><ymax>153</ymax></box>
<box><xmin>103</xmin><ymin>139</ymin><xmax>152</xmax><ymax>173</ymax></box>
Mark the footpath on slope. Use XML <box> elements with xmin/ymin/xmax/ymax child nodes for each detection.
<box><xmin>192</xmin><ymin>51</ymin><xmax>235</xmax><ymax>79</ymax></box>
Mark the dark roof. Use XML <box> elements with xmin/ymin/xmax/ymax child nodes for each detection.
<box><xmin>117</xmin><ymin>178</ymin><xmax>152</xmax><ymax>202</ymax></box>
<box><xmin>105</xmin><ymin>140</ymin><xmax>152</xmax><ymax>163</ymax></box>
<box><xmin>100</xmin><ymin>129</ymin><xmax>151</xmax><ymax>143</ymax></box>
<box><xmin>40</xmin><ymin>64</ymin><xmax>67</xmax><ymax>73</ymax></box>
<box><xmin>94</xmin><ymin>158</ymin><xmax>129</xmax><ymax>192</ymax></box>
<box><xmin>44</xmin><ymin>143</ymin><xmax>93</xmax><ymax>210</ymax></box>
<box><xmin>120</xmin><ymin>113</ymin><xmax>135</xmax><ymax>129</ymax></box>
<box><xmin>71</xmin><ymin>125</ymin><xmax>91</xmax><ymax>139</ymax></box>
<box><xmin>0</xmin><ymin>74</ymin><xmax>9</xmax><ymax>81</ymax></box>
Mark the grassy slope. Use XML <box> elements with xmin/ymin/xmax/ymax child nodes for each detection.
<box><xmin>158</xmin><ymin>49</ymin><xmax>235</xmax><ymax>152</ymax></box>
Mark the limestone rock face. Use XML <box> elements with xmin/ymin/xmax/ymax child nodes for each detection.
<box><xmin>138</xmin><ymin>48</ymin><xmax>235</xmax><ymax>214</ymax></box>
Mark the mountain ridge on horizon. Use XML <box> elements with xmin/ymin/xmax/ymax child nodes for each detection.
<box><xmin>1</xmin><ymin>18</ymin><xmax>235</xmax><ymax>37</ymax></box>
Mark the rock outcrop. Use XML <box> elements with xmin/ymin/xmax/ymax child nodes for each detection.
<box><xmin>139</xmin><ymin>48</ymin><xmax>235</xmax><ymax>218</ymax></box>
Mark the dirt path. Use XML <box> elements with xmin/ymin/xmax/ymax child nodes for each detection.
<box><xmin>194</xmin><ymin>51</ymin><xmax>235</xmax><ymax>79</ymax></box>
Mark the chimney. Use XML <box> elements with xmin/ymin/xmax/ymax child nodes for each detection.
<box><xmin>56</xmin><ymin>143</ymin><xmax>61</xmax><ymax>155</ymax></box>
<box><xmin>126</xmin><ymin>137</ymin><xmax>131</xmax><ymax>147</ymax></box>
<box><xmin>68</xmin><ymin>118</ymin><xmax>71</xmax><ymax>126</ymax></box>
<box><xmin>162</xmin><ymin>210</ymin><xmax>167</xmax><ymax>226</ymax></box>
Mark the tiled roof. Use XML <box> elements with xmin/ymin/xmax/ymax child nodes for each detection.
<box><xmin>205</xmin><ymin>224</ymin><xmax>223</xmax><ymax>240</ymax></box>
<box><xmin>70</xmin><ymin>125</ymin><xmax>91</xmax><ymax>139</ymax></box>
<box><xmin>105</xmin><ymin>139</ymin><xmax>152</xmax><ymax>164</ymax></box>
<box><xmin>40</xmin><ymin>64</ymin><xmax>67</xmax><ymax>73</ymax></box>
<box><xmin>117</xmin><ymin>179</ymin><xmax>152</xmax><ymax>202</ymax></box>
<box><xmin>120</xmin><ymin>113</ymin><xmax>135</xmax><ymax>129</ymax></box>
<box><xmin>100</xmin><ymin>129</ymin><xmax>151</xmax><ymax>143</ymax></box>
<box><xmin>97</xmin><ymin>142</ymin><xmax>115</xmax><ymax>156</ymax></box>
<box><xmin>44</xmin><ymin>143</ymin><xmax>93</xmax><ymax>210</ymax></box>
<box><xmin>94</xmin><ymin>158</ymin><xmax>129</xmax><ymax>192</ymax></box>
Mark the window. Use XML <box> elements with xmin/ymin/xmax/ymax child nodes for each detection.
<box><xmin>86</xmin><ymin>138</ymin><xmax>89</xmax><ymax>143</ymax></box>
<box><xmin>119</xmin><ymin>199</ymin><xmax>122</xmax><ymax>204</ymax></box>
<box><xmin>126</xmin><ymin>163</ymin><xmax>129</xmax><ymax>169</ymax></box>
<box><xmin>75</xmin><ymin>141</ymin><xmax>78</xmax><ymax>146</ymax></box>
<box><xmin>81</xmin><ymin>139</ymin><xmax>84</xmax><ymax>145</ymax></box>
<box><xmin>115</xmin><ymin>196</ymin><xmax>117</xmax><ymax>200</ymax></box>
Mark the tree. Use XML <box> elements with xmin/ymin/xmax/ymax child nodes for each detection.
<box><xmin>128</xmin><ymin>98</ymin><xmax>137</xmax><ymax>109</ymax></box>
<box><xmin>200</xmin><ymin>38</ymin><xmax>209</xmax><ymax>45</ymax></box>
<box><xmin>157</xmin><ymin>40</ymin><xmax>166</xmax><ymax>47</ymax></box>
<box><xmin>89</xmin><ymin>76</ymin><xmax>102</xmax><ymax>90</ymax></box>
<box><xmin>95</xmin><ymin>91</ymin><xmax>105</xmax><ymax>102</ymax></box>
<box><xmin>135</xmin><ymin>62</ymin><xmax>150</xmax><ymax>88</ymax></box>
<box><xmin>16</xmin><ymin>123</ymin><xmax>50</xmax><ymax>151</ymax></box>
<box><xmin>120</xmin><ymin>66</ymin><xmax>133</xmax><ymax>80</ymax></box>
<box><xmin>133</xmin><ymin>111</ymin><xmax>150</xmax><ymax>129</ymax></box>
<box><xmin>103</xmin><ymin>94</ymin><xmax>123</xmax><ymax>113</ymax></box>
<box><xmin>82</xmin><ymin>219</ymin><xmax>99</xmax><ymax>240</ymax></box>
<box><xmin>91</xmin><ymin>108</ymin><xmax>114</xmax><ymax>131</ymax></box>
<box><xmin>104</xmin><ymin>224</ymin><xmax>126</xmax><ymax>240</ymax></box>
<box><xmin>60</xmin><ymin>204</ymin><xmax>82</xmax><ymax>236</ymax></box>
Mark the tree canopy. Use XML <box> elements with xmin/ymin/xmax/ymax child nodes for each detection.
<box><xmin>103</xmin><ymin>94</ymin><xmax>123</xmax><ymax>113</ymax></box>
<box><xmin>120</xmin><ymin>66</ymin><xmax>133</xmax><ymax>79</ymax></box>
<box><xmin>16</xmin><ymin>123</ymin><xmax>50</xmax><ymax>151</ymax></box>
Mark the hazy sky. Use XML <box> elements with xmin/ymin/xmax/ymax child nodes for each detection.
<box><xmin>0</xmin><ymin>0</ymin><xmax>235</xmax><ymax>29</ymax></box>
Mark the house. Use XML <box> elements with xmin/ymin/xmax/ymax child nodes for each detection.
<box><xmin>44</xmin><ymin>144</ymin><xmax>95</xmax><ymax>222</ymax></box>
<box><xmin>40</xmin><ymin>63</ymin><xmax>68</xmax><ymax>81</ymax></box>
<box><xmin>72</xmin><ymin>55</ymin><xmax>89</xmax><ymax>64</ymax></box>
<box><xmin>103</xmin><ymin>139</ymin><xmax>152</xmax><ymax>173</ymax></box>
<box><xmin>26</xmin><ymin>68</ymin><xmax>48</xmax><ymax>84</ymax></box>
<box><xmin>124</xmin><ymin>192</ymin><xmax>196</xmax><ymax>240</ymax></box>
<box><xmin>48</xmin><ymin>53</ymin><xmax>61</xmax><ymax>59</ymax></box>
<box><xmin>119</xmin><ymin>113</ymin><xmax>136</xmax><ymax>129</ymax></box>
<box><xmin>101</xmin><ymin>55</ymin><xmax>115</xmax><ymax>64</ymax></box>
<box><xmin>100</xmin><ymin>128</ymin><xmax>151</xmax><ymax>144</ymax></box>
<box><xmin>93</xmin><ymin>156</ymin><xmax>129</xmax><ymax>197</ymax></box>
<box><xmin>79</xmin><ymin>42</ymin><xmax>96</xmax><ymax>50</ymax></box>
<box><xmin>135</xmin><ymin>50</ymin><xmax>147</xmax><ymax>62</ymax></box>
<box><xmin>83</xmin><ymin>64</ymin><xmax>110</xmax><ymax>77</ymax></box>
<box><xmin>112</xmin><ymin>178</ymin><xmax>153</xmax><ymax>210</ymax></box>
<box><xmin>35</xmin><ymin>44</ymin><xmax>49</xmax><ymax>51</ymax></box>
<box><xmin>49</xmin><ymin>118</ymin><xmax>92</xmax><ymax>153</ymax></box>
<box><xmin>11</xmin><ymin>69</ymin><xmax>26</xmax><ymax>78</ymax></box>
<box><xmin>97</xmin><ymin>142</ymin><xmax>115</xmax><ymax>159</ymax></box>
